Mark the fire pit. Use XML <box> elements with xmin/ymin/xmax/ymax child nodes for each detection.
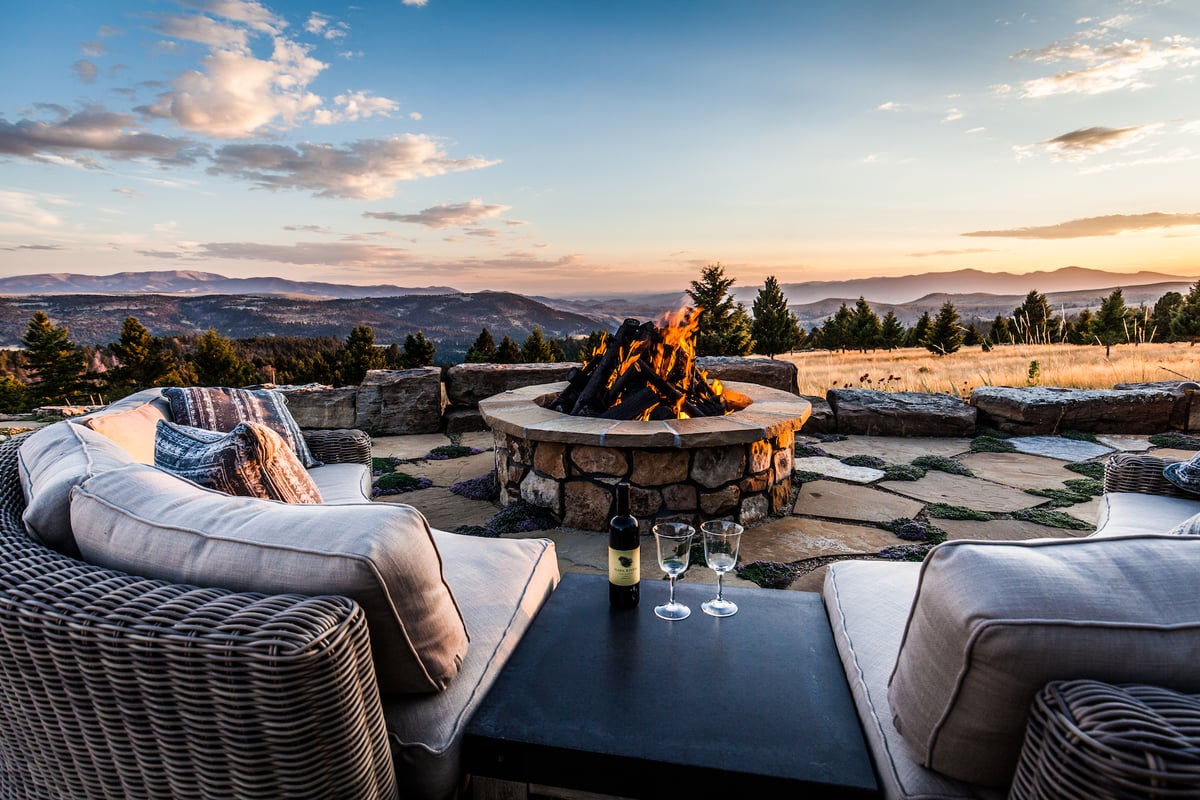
<box><xmin>479</xmin><ymin>380</ymin><xmax>810</xmax><ymax>531</ymax></box>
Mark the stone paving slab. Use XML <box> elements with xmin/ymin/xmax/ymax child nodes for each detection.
<box><xmin>956</xmin><ymin>452</ymin><xmax>1081</xmax><ymax>490</ymax></box>
<box><xmin>934</xmin><ymin>517</ymin><xmax>1087</xmax><ymax>541</ymax></box>
<box><xmin>372</xmin><ymin>433</ymin><xmax>455</xmax><ymax>460</ymax></box>
<box><xmin>1150</xmin><ymin>448</ymin><xmax>1199</xmax><ymax>462</ymax></box>
<box><xmin>1096</xmin><ymin>434</ymin><xmax>1152</xmax><ymax>452</ymax></box>
<box><xmin>378</xmin><ymin>488</ymin><xmax>498</xmax><ymax>530</ymax></box>
<box><xmin>816</xmin><ymin>436</ymin><xmax>971</xmax><ymax>462</ymax></box>
<box><xmin>789</xmin><ymin>564</ymin><xmax>832</xmax><ymax>593</ymax></box>
<box><xmin>405</xmin><ymin>451</ymin><xmax>496</xmax><ymax>487</ymax></box>
<box><xmin>794</xmin><ymin>480</ymin><xmax>924</xmax><ymax>523</ymax></box>
<box><xmin>1063</xmin><ymin>496</ymin><xmax>1103</xmax><ymax>524</ymax></box>
<box><xmin>740</xmin><ymin>516</ymin><xmax>899</xmax><ymax>561</ymax></box>
<box><xmin>794</xmin><ymin>456</ymin><xmax>885</xmax><ymax>484</ymax></box>
<box><xmin>880</xmin><ymin>472</ymin><xmax>1042</xmax><ymax>512</ymax></box>
<box><xmin>1007</xmin><ymin>436</ymin><xmax>1114</xmax><ymax>461</ymax></box>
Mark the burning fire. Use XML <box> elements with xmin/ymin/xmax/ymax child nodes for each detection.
<box><xmin>553</xmin><ymin>308</ymin><xmax>727</xmax><ymax>420</ymax></box>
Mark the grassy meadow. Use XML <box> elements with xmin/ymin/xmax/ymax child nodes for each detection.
<box><xmin>780</xmin><ymin>342</ymin><xmax>1200</xmax><ymax>399</ymax></box>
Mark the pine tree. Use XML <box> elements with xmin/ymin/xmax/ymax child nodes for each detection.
<box><xmin>1013</xmin><ymin>290</ymin><xmax>1056</xmax><ymax>344</ymax></box>
<box><xmin>686</xmin><ymin>263</ymin><xmax>754</xmax><ymax>356</ymax></box>
<box><xmin>846</xmin><ymin>297</ymin><xmax>882</xmax><ymax>352</ymax></box>
<box><xmin>923</xmin><ymin>301</ymin><xmax>963</xmax><ymax>356</ymax></box>
<box><xmin>1068</xmin><ymin>308</ymin><xmax>1094</xmax><ymax>345</ymax></box>
<box><xmin>879</xmin><ymin>311</ymin><xmax>905</xmax><ymax>350</ymax></box>
<box><xmin>963</xmin><ymin>323</ymin><xmax>982</xmax><ymax>347</ymax></box>
<box><xmin>402</xmin><ymin>331</ymin><xmax>437</xmax><ymax>367</ymax></box>
<box><xmin>750</xmin><ymin>276</ymin><xmax>802</xmax><ymax>358</ymax></box>
<box><xmin>1169</xmin><ymin>280</ymin><xmax>1200</xmax><ymax>341</ymax></box>
<box><xmin>1150</xmin><ymin>291</ymin><xmax>1183</xmax><ymax>342</ymax></box>
<box><xmin>190</xmin><ymin>329</ymin><xmax>253</xmax><ymax>387</ymax></box>
<box><xmin>818</xmin><ymin>303</ymin><xmax>853</xmax><ymax>352</ymax></box>
<box><xmin>986</xmin><ymin>314</ymin><xmax>1012</xmax><ymax>345</ymax></box>
<box><xmin>495</xmin><ymin>336</ymin><xmax>521</xmax><ymax>363</ymax></box>
<box><xmin>519</xmin><ymin>327</ymin><xmax>557</xmax><ymax>362</ymax></box>
<box><xmin>1092</xmin><ymin>288</ymin><xmax>1131</xmax><ymax>357</ymax></box>
<box><xmin>21</xmin><ymin>311</ymin><xmax>86</xmax><ymax>405</ymax></box>
<box><xmin>465</xmin><ymin>327</ymin><xmax>498</xmax><ymax>362</ymax></box>
<box><xmin>907</xmin><ymin>311</ymin><xmax>932</xmax><ymax>348</ymax></box>
<box><xmin>107</xmin><ymin>317</ymin><xmax>179</xmax><ymax>396</ymax></box>
<box><xmin>0</xmin><ymin>375</ymin><xmax>28</xmax><ymax>414</ymax></box>
<box><xmin>341</xmin><ymin>325</ymin><xmax>387</xmax><ymax>385</ymax></box>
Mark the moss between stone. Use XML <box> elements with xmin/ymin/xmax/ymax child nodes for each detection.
<box><xmin>373</xmin><ymin>472</ymin><xmax>433</xmax><ymax>496</ymax></box>
<box><xmin>1060</xmin><ymin>430</ymin><xmax>1099</xmax><ymax>442</ymax></box>
<box><xmin>841</xmin><ymin>454</ymin><xmax>886</xmax><ymax>469</ymax></box>
<box><xmin>371</xmin><ymin>456</ymin><xmax>403</xmax><ymax>474</ymax></box>
<box><xmin>911</xmin><ymin>455</ymin><xmax>974</xmax><ymax>476</ymax></box>
<box><xmin>795</xmin><ymin>443</ymin><xmax>829</xmax><ymax>458</ymax></box>
<box><xmin>792</xmin><ymin>469</ymin><xmax>825</xmax><ymax>485</ymax></box>
<box><xmin>970</xmin><ymin>436</ymin><xmax>1017</xmax><ymax>453</ymax></box>
<box><xmin>881</xmin><ymin>463</ymin><xmax>926</xmax><ymax>481</ymax></box>
<box><xmin>1011</xmin><ymin>507</ymin><xmax>1094</xmax><ymax>531</ymax></box>
<box><xmin>450</xmin><ymin>472</ymin><xmax>500</xmax><ymax>501</ymax></box>
<box><xmin>975</xmin><ymin>427</ymin><xmax>1014</xmax><ymax>440</ymax></box>
<box><xmin>424</xmin><ymin>444</ymin><xmax>482</xmax><ymax>460</ymax></box>
<box><xmin>736</xmin><ymin>560</ymin><xmax>800</xmax><ymax>589</ymax></box>
<box><xmin>1065</xmin><ymin>462</ymin><xmax>1106</xmax><ymax>480</ymax></box>
<box><xmin>1063</xmin><ymin>477</ymin><xmax>1104</xmax><ymax>496</ymax></box>
<box><xmin>454</xmin><ymin>499</ymin><xmax>558</xmax><ymax>537</ymax></box>
<box><xmin>878</xmin><ymin>543</ymin><xmax>935</xmax><ymax>562</ymax></box>
<box><xmin>1149</xmin><ymin>432</ymin><xmax>1200</xmax><ymax>450</ymax></box>
<box><xmin>885</xmin><ymin>518</ymin><xmax>947</xmax><ymax>544</ymax></box>
<box><xmin>1025</xmin><ymin>487</ymin><xmax>1091</xmax><ymax>508</ymax></box>
<box><xmin>925</xmin><ymin>503</ymin><xmax>992</xmax><ymax>521</ymax></box>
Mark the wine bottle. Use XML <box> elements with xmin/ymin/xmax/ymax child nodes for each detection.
<box><xmin>608</xmin><ymin>482</ymin><xmax>640</xmax><ymax>608</ymax></box>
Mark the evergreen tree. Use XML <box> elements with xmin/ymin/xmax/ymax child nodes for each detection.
<box><xmin>1068</xmin><ymin>308</ymin><xmax>1094</xmax><ymax>345</ymax></box>
<box><xmin>986</xmin><ymin>314</ymin><xmax>1012</xmax><ymax>345</ymax></box>
<box><xmin>0</xmin><ymin>375</ymin><xmax>28</xmax><ymax>414</ymax></box>
<box><xmin>341</xmin><ymin>325</ymin><xmax>387</xmax><ymax>385</ymax></box>
<box><xmin>923</xmin><ymin>301</ymin><xmax>963</xmax><ymax>356</ymax></box>
<box><xmin>1012</xmin><ymin>290</ymin><xmax>1056</xmax><ymax>344</ymax></box>
<box><xmin>1092</xmin><ymin>288</ymin><xmax>1131</xmax><ymax>357</ymax></box>
<box><xmin>906</xmin><ymin>311</ymin><xmax>932</xmax><ymax>348</ymax></box>
<box><xmin>189</xmin><ymin>329</ymin><xmax>254</xmax><ymax>387</ymax></box>
<box><xmin>495</xmin><ymin>336</ymin><xmax>521</xmax><ymax>363</ymax></box>
<box><xmin>846</xmin><ymin>297</ymin><xmax>882</xmax><ymax>352</ymax></box>
<box><xmin>519</xmin><ymin>327</ymin><xmax>557</xmax><ymax>362</ymax></box>
<box><xmin>402</xmin><ymin>331</ymin><xmax>436</xmax><ymax>367</ymax></box>
<box><xmin>465</xmin><ymin>327</ymin><xmax>498</xmax><ymax>362</ymax></box>
<box><xmin>1150</xmin><ymin>291</ymin><xmax>1183</xmax><ymax>342</ymax></box>
<box><xmin>963</xmin><ymin>322</ymin><xmax>982</xmax><ymax>347</ymax></box>
<box><xmin>21</xmin><ymin>311</ymin><xmax>87</xmax><ymax>405</ymax></box>
<box><xmin>750</xmin><ymin>276</ymin><xmax>802</xmax><ymax>358</ymax></box>
<box><xmin>1169</xmin><ymin>281</ymin><xmax>1200</xmax><ymax>341</ymax></box>
<box><xmin>107</xmin><ymin>316</ymin><xmax>179</xmax><ymax>396</ymax></box>
<box><xmin>818</xmin><ymin>303</ymin><xmax>853</xmax><ymax>352</ymax></box>
<box><xmin>878</xmin><ymin>311</ymin><xmax>905</xmax><ymax>350</ymax></box>
<box><xmin>686</xmin><ymin>263</ymin><xmax>754</xmax><ymax>356</ymax></box>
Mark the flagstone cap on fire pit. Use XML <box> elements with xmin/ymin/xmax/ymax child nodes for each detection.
<box><xmin>479</xmin><ymin>381</ymin><xmax>811</xmax><ymax>447</ymax></box>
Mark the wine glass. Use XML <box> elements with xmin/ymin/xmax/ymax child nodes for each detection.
<box><xmin>701</xmin><ymin>520</ymin><xmax>743</xmax><ymax>617</ymax></box>
<box><xmin>652</xmin><ymin>522</ymin><xmax>694</xmax><ymax>621</ymax></box>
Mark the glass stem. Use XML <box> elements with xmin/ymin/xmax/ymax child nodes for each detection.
<box><xmin>716</xmin><ymin>572</ymin><xmax>724</xmax><ymax>601</ymax></box>
<box><xmin>668</xmin><ymin>575</ymin><xmax>676</xmax><ymax>604</ymax></box>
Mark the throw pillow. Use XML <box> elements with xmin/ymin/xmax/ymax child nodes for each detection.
<box><xmin>164</xmin><ymin>386</ymin><xmax>319</xmax><ymax>468</ymax></box>
<box><xmin>155</xmin><ymin>420</ymin><xmax>322</xmax><ymax>504</ymax></box>
<box><xmin>1168</xmin><ymin>511</ymin><xmax>1200</xmax><ymax>536</ymax></box>
<box><xmin>80</xmin><ymin>400</ymin><xmax>168</xmax><ymax>464</ymax></box>
<box><xmin>1164</xmin><ymin>453</ymin><xmax>1200</xmax><ymax>495</ymax></box>
<box><xmin>71</xmin><ymin>463</ymin><xmax>469</xmax><ymax>694</ymax></box>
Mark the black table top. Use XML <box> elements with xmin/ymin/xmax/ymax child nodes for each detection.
<box><xmin>465</xmin><ymin>572</ymin><xmax>878</xmax><ymax>798</ymax></box>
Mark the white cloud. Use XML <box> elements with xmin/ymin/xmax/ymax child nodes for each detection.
<box><xmin>305</xmin><ymin>12</ymin><xmax>331</xmax><ymax>35</ymax></box>
<box><xmin>967</xmin><ymin>127</ymin><xmax>985</xmax><ymax>134</ymax></box>
<box><xmin>364</xmin><ymin>199</ymin><xmax>512</xmax><ymax>229</ymax></box>
<box><xmin>142</xmin><ymin>240</ymin><xmax>416</xmax><ymax>266</ymax></box>
<box><xmin>113</xmin><ymin>187</ymin><xmax>142</xmax><ymax>198</ymax></box>
<box><xmin>877</xmin><ymin>101</ymin><xmax>903</xmax><ymax>111</ymax></box>
<box><xmin>81</xmin><ymin>41</ymin><xmax>107</xmax><ymax>57</ymax></box>
<box><xmin>338</xmin><ymin>50</ymin><xmax>364</xmax><ymax>60</ymax></box>
<box><xmin>409</xmin><ymin>111</ymin><xmax>422</xmax><ymax>120</ymax></box>
<box><xmin>154</xmin><ymin>13</ymin><xmax>250</xmax><ymax>49</ymax></box>
<box><xmin>943</xmin><ymin>107</ymin><xmax>964</xmax><ymax>122</ymax></box>
<box><xmin>0</xmin><ymin>190</ymin><xmax>66</xmax><ymax>230</ymax></box>
<box><xmin>179</xmin><ymin>0</ymin><xmax>283</xmax><ymax>35</ymax></box>
<box><xmin>73</xmin><ymin>60</ymin><xmax>99</xmax><ymax>84</ymax></box>
<box><xmin>1014</xmin><ymin>35</ymin><xmax>1200</xmax><ymax>98</ymax></box>
<box><xmin>0</xmin><ymin>107</ymin><xmax>202</xmax><ymax>167</ymax></box>
<box><xmin>208</xmin><ymin>135</ymin><xmax>499</xmax><ymax>199</ymax></box>
<box><xmin>312</xmin><ymin>90</ymin><xmax>399</xmax><ymax>125</ymax></box>
<box><xmin>402</xmin><ymin>0</ymin><xmax>428</xmax><ymax>6</ymax></box>
<box><xmin>963</xmin><ymin>212</ymin><xmax>1200</xmax><ymax>239</ymax></box>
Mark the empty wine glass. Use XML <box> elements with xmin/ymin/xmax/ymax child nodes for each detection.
<box><xmin>701</xmin><ymin>520</ymin><xmax>743</xmax><ymax>617</ymax></box>
<box><xmin>653</xmin><ymin>522</ymin><xmax>694</xmax><ymax>621</ymax></box>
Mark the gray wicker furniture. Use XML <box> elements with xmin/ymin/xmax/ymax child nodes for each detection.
<box><xmin>0</xmin><ymin>389</ymin><xmax>559</xmax><ymax>800</ymax></box>
<box><xmin>822</xmin><ymin>450</ymin><xmax>1200</xmax><ymax>800</ymax></box>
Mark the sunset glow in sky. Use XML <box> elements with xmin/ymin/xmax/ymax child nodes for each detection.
<box><xmin>1</xmin><ymin>0</ymin><xmax>1198</xmax><ymax>295</ymax></box>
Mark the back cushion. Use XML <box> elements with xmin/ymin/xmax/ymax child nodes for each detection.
<box><xmin>17</xmin><ymin>421</ymin><xmax>135</xmax><ymax>557</ymax></box>
<box><xmin>71</xmin><ymin>463</ymin><xmax>468</xmax><ymax>694</ymax></box>
<box><xmin>80</xmin><ymin>397</ymin><xmax>169</xmax><ymax>464</ymax></box>
<box><xmin>155</xmin><ymin>420</ymin><xmax>323</xmax><ymax>504</ymax></box>
<box><xmin>888</xmin><ymin>536</ymin><xmax>1200</xmax><ymax>787</ymax></box>
<box><xmin>164</xmin><ymin>387</ymin><xmax>319</xmax><ymax>468</ymax></box>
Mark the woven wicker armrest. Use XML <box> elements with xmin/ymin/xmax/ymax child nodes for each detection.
<box><xmin>1103</xmin><ymin>452</ymin><xmax>1191</xmax><ymax>497</ymax></box>
<box><xmin>303</xmin><ymin>427</ymin><xmax>372</xmax><ymax>465</ymax></box>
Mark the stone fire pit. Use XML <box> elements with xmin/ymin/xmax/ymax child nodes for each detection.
<box><xmin>480</xmin><ymin>381</ymin><xmax>811</xmax><ymax>532</ymax></box>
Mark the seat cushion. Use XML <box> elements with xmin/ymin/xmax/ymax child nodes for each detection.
<box><xmin>154</xmin><ymin>420</ymin><xmax>323</xmax><ymax>504</ymax></box>
<box><xmin>78</xmin><ymin>390</ymin><xmax>170</xmax><ymax>464</ymax></box>
<box><xmin>16</xmin><ymin>421</ymin><xmax>136</xmax><ymax>557</ymax></box>
<box><xmin>71</xmin><ymin>463</ymin><xmax>469</xmax><ymax>694</ymax></box>
<box><xmin>308</xmin><ymin>462</ymin><xmax>372</xmax><ymax>504</ymax></box>
<box><xmin>164</xmin><ymin>386</ymin><xmax>319</xmax><ymax>468</ymax></box>
<box><xmin>382</xmin><ymin>531</ymin><xmax>559</xmax><ymax>800</ymax></box>
<box><xmin>887</xmin><ymin>536</ymin><xmax>1200</xmax><ymax>787</ymax></box>
<box><xmin>1093</xmin><ymin>491</ymin><xmax>1200</xmax><ymax>537</ymax></box>
<box><xmin>823</xmin><ymin>561</ymin><xmax>1003</xmax><ymax>800</ymax></box>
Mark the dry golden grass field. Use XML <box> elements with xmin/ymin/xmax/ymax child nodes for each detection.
<box><xmin>780</xmin><ymin>343</ymin><xmax>1200</xmax><ymax>398</ymax></box>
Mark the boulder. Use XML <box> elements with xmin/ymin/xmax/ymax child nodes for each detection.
<box><xmin>970</xmin><ymin>386</ymin><xmax>1179</xmax><ymax>435</ymax></box>
<box><xmin>445</xmin><ymin>363</ymin><xmax>581</xmax><ymax>407</ymax></box>
<box><xmin>1113</xmin><ymin>381</ymin><xmax>1200</xmax><ymax>431</ymax></box>
<box><xmin>800</xmin><ymin>395</ymin><xmax>835</xmax><ymax>434</ymax></box>
<box><xmin>278</xmin><ymin>386</ymin><xmax>357</xmax><ymax>429</ymax></box>
<box><xmin>355</xmin><ymin>367</ymin><xmax>446</xmax><ymax>435</ymax></box>
<box><xmin>827</xmin><ymin>389</ymin><xmax>976</xmax><ymax>437</ymax></box>
<box><xmin>696</xmin><ymin>356</ymin><xmax>799</xmax><ymax>395</ymax></box>
<box><xmin>442</xmin><ymin>406</ymin><xmax>488</xmax><ymax>434</ymax></box>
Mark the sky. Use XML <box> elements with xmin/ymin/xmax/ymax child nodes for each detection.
<box><xmin>0</xmin><ymin>0</ymin><xmax>1198</xmax><ymax>296</ymax></box>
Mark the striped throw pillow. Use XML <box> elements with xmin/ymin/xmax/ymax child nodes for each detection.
<box><xmin>164</xmin><ymin>387</ymin><xmax>319</xmax><ymax>468</ymax></box>
<box><xmin>155</xmin><ymin>420</ymin><xmax>323</xmax><ymax>504</ymax></box>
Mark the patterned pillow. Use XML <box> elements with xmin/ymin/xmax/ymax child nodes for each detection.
<box><xmin>164</xmin><ymin>387</ymin><xmax>319</xmax><ymax>468</ymax></box>
<box><xmin>155</xmin><ymin>420</ymin><xmax>323</xmax><ymax>504</ymax></box>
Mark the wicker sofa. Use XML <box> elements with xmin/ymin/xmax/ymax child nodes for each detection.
<box><xmin>0</xmin><ymin>388</ymin><xmax>559</xmax><ymax>800</ymax></box>
<box><xmin>823</xmin><ymin>452</ymin><xmax>1200</xmax><ymax>799</ymax></box>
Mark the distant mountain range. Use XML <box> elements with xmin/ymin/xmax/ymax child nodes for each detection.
<box><xmin>0</xmin><ymin>267</ymin><xmax>1194</xmax><ymax>351</ymax></box>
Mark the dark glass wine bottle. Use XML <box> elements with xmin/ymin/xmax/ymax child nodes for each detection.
<box><xmin>608</xmin><ymin>482</ymin><xmax>640</xmax><ymax>608</ymax></box>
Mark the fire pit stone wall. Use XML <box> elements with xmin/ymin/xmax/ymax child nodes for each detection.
<box><xmin>480</xmin><ymin>381</ymin><xmax>811</xmax><ymax>532</ymax></box>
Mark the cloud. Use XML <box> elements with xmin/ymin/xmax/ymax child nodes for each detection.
<box><xmin>0</xmin><ymin>243</ymin><xmax>65</xmax><ymax>251</ymax></box>
<box><xmin>0</xmin><ymin>107</ymin><xmax>203</xmax><ymax>167</ymax></box>
<box><xmin>81</xmin><ymin>41</ymin><xmax>107</xmax><ymax>57</ymax></box>
<box><xmin>312</xmin><ymin>90</ymin><xmax>398</xmax><ymax>125</ymax></box>
<box><xmin>154</xmin><ymin>13</ymin><xmax>250</xmax><ymax>49</ymax></box>
<box><xmin>962</xmin><ymin>212</ymin><xmax>1200</xmax><ymax>239</ymax></box>
<box><xmin>877</xmin><ymin>101</ymin><xmax>904</xmax><ymax>111</ymax></box>
<box><xmin>1013</xmin><ymin>35</ymin><xmax>1200</xmax><ymax>98</ymax></box>
<box><xmin>207</xmin><ymin>136</ymin><xmax>498</xmax><ymax>199</ymax></box>
<box><xmin>98</xmin><ymin>25</ymin><xmax>125</xmax><ymax>37</ymax></box>
<box><xmin>909</xmin><ymin>248</ymin><xmax>1000</xmax><ymax>257</ymax></box>
<box><xmin>0</xmin><ymin>190</ymin><xmax>66</xmax><ymax>233</ymax></box>
<box><xmin>283</xmin><ymin>224</ymin><xmax>333</xmax><ymax>234</ymax></box>
<box><xmin>402</xmin><ymin>0</ymin><xmax>428</xmax><ymax>6</ymax></box>
<box><xmin>364</xmin><ymin>199</ymin><xmax>513</xmax><ymax>229</ymax></box>
<box><xmin>1036</xmin><ymin>124</ymin><xmax>1152</xmax><ymax>160</ymax></box>
<box><xmin>943</xmin><ymin>107</ymin><xmax>964</xmax><ymax>122</ymax></box>
<box><xmin>112</xmin><ymin>187</ymin><xmax>142</xmax><ymax>198</ymax></box>
<box><xmin>305</xmin><ymin>12</ymin><xmax>348</xmax><ymax>39</ymax></box>
<box><xmin>73</xmin><ymin>60</ymin><xmax>99</xmax><ymax>84</ymax></box>
<box><xmin>178</xmin><ymin>0</ymin><xmax>283</xmax><ymax>35</ymax></box>
<box><xmin>140</xmin><ymin>240</ymin><xmax>416</xmax><ymax>266</ymax></box>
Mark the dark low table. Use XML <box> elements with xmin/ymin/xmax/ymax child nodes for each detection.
<box><xmin>465</xmin><ymin>572</ymin><xmax>878</xmax><ymax>798</ymax></box>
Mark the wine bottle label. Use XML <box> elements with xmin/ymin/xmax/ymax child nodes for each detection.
<box><xmin>608</xmin><ymin>546</ymin><xmax>640</xmax><ymax>587</ymax></box>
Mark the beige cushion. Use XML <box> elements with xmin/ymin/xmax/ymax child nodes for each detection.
<box><xmin>17</xmin><ymin>421</ymin><xmax>135</xmax><ymax>557</ymax></box>
<box><xmin>71</xmin><ymin>463</ymin><xmax>469</xmax><ymax>694</ymax></box>
<box><xmin>79</xmin><ymin>396</ymin><xmax>169</xmax><ymax>464</ymax></box>
<box><xmin>888</xmin><ymin>536</ymin><xmax>1200</xmax><ymax>787</ymax></box>
<box><xmin>154</xmin><ymin>420</ymin><xmax>323</xmax><ymax>504</ymax></box>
